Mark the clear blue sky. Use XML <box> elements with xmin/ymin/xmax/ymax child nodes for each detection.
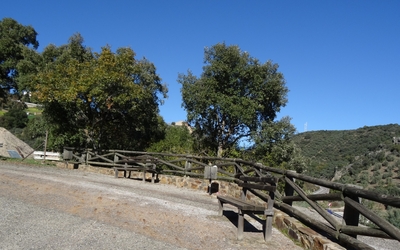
<box><xmin>2</xmin><ymin>0</ymin><xmax>399</xmax><ymax>132</ymax></box>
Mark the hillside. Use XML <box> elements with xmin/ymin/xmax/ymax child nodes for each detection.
<box><xmin>292</xmin><ymin>124</ymin><xmax>400</xmax><ymax>195</ymax></box>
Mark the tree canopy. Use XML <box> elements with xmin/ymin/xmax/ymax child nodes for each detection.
<box><xmin>179</xmin><ymin>43</ymin><xmax>289</xmax><ymax>157</ymax></box>
<box><xmin>28</xmin><ymin>35</ymin><xmax>167</xmax><ymax>151</ymax></box>
<box><xmin>250</xmin><ymin>116</ymin><xmax>306</xmax><ymax>172</ymax></box>
<box><xmin>0</xmin><ymin>101</ymin><xmax>28</xmax><ymax>129</ymax></box>
<box><xmin>147</xmin><ymin>124</ymin><xmax>193</xmax><ymax>154</ymax></box>
<box><xmin>0</xmin><ymin>18</ymin><xmax>38</xmax><ymax>101</ymax></box>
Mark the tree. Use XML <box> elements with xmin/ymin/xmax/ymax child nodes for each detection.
<box><xmin>147</xmin><ymin>124</ymin><xmax>193</xmax><ymax>154</ymax></box>
<box><xmin>0</xmin><ymin>18</ymin><xmax>38</xmax><ymax>101</ymax></box>
<box><xmin>29</xmin><ymin>35</ymin><xmax>167</xmax><ymax>151</ymax></box>
<box><xmin>179</xmin><ymin>43</ymin><xmax>288</xmax><ymax>157</ymax></box>
<box><xmin>21</xmin><ymin>115</ymin><xmax>47</xmax><ymax>149</ymax></box>
<box><xmin>0</xmin><ymin>101</ymin><xmax>28</xmax><ymax>129</ymax></box>
<box><xmin>251</xmin><ymin>116</ymin><xmax>306</xmax><ymax>172</ymax></box>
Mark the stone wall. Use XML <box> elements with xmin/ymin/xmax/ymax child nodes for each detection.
<box><xmin>60</xmin><ymin>163</ymin><xmax>344</xmax><ymax>250</ymax></box>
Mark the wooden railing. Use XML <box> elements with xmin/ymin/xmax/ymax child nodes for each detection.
<box><xmin>63</xmin><ymin>148</ymin><xmax>400</xmax><ymax>250</ymax></box>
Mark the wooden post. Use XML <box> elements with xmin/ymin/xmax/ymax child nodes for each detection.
<box><xmin>343</xmin><ymin>193</ymin><xmax>360</xmax><ymax>238</ymax></box>
<box><xmin>238</xmin><ymin>209</ymin><xmax>244</xmax><ymax>240</ymax></box>
<box><xmin>113</xmin><ymin>152</ymin><xmax>118</xmax><ymax>167</ymax></box>
<box><xmin>264</xmin><ymin>183</ymin><xmax>276</xmax><ymax>241</ymax></box>
<box><xmin>42</xmin><ymin>130</ymin><xmax>48</xmax><ymax>163</ymax></box>
<box><xmin>218</xmin><ymin>199</ymin><xmax>223</xmax><ymax>216</ymax></box>
<box><xmin>184</xmin><ymin>160</ymin><xmax>191</xmax><ymax>176</ymax></box>
<box><xmin>114</xmin><ymin>168</ymin><xmax>118</xmax><ymax>178</ymax></box>
<box><xmin>241</xmin><ymin>181</ymin><xmax>247</xmax><ymax>201</ymax></box>
<box><xmin>284</xmin><ymin>176</ymin><xmax>294</xmax><ymax>206</ymax></box>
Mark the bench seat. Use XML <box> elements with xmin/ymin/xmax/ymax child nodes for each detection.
<box><xmin>217</xmin><ymin>196</ymin><xmax>265</xmax><ymax>213</ymax></box>
<box><xmin>113</xmin><ymin>165</ymin><xmax>158</xmax><ymax>183</ymax></box>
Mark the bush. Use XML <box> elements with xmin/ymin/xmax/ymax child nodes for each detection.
<box><xmin>376</xmin><ymin>151</ymin><xmax>385</xmax><ymax>162</ymax></box>
<box><xmin>372</xmin><ymin>163</ymin><xmax>381</xmax><ymax>171</ymax></box>
<box><xmin>370</xmin><ymin>174</ymin><xmax>381</xmax><ymax>185</ymax></box>
<box><xmin>387</xmin><ymin>208</ymin><xmax>400</xmax><ymax>229</ymax></box>
<box><xmin>0</xmin><ymin>106</ymin><xmax>28</xmax><ymax>129</ymax></box>
<box><xmin>386</xmin><ymin>155</ymin><xmax>395</xmax><ymax>162</ymax></box>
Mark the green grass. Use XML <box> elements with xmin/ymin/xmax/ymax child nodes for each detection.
<box><xmin>26</xmin><ymin>106</ymin><xmax>43</xmax><ymax>114</ymax></box>
<box><xmin>0</xmin><ymin>106</ymin><xmax>43</xmax><ymax>118</ymax></box>
<box><xmin>0</xmin><ymin>157</ymin><xmax>57</xmax><ymax>167</ymax></box>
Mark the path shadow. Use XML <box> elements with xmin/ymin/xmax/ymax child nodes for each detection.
<box><xmin>129</xmin><ymin>177</ymin><xmax>160</xmax><ymax>183</ymax></box>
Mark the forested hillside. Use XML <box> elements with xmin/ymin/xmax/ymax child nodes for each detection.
<box><xmin>293</xmin><ymin>124</ymin><xmax>400</xmax><ymax>195</ymax></box>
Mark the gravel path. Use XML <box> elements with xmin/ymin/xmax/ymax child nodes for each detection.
<box><xmin>0</xmin><ymin>163</ymin><xmax>301</xmax><ymax>250</ymax></box>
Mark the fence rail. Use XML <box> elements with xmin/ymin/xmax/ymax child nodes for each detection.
<box><xmin>63</xmin><ymin>147</ymin><xmax>400</xmax><ymax>250</ymax></box>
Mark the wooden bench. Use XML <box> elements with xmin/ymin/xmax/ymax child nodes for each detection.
<box><xmin>217</xmin><ymin>175</ymin><xmax>276</xmax><ymax>241</ymax></box>
<box><xmin>113</xmin><ymin>164</ymin><xmax>159</xmax><ymax>183</ymax></box>
<box><xmin>114</xmin><ymin>156</ymin><xmax>159</xmax><ymax>183</ymax></box>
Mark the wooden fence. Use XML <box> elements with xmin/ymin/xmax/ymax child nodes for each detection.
<box><xmin>63</xmin><ymin>148</ymin><xmax>400</xmax><ymax>250</ymax></box>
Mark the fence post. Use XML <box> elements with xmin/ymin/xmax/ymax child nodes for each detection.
<box><xmin>185</xmin><ymin>160</ymin><xmax>191</xmax><ymax>176</ymax></box>
<box><xmin>85</xmin><ymin>150</ymin><xmax>89</xmax><ymax>165</ymax></box>
<box><xmin>113</xmin><ymin>151</ymin><xmax>118</xmax><ymax>167</ymax></box>
<box><xmin>284</xmin><ymin>171</ymin><xmax>295</xmax><ymax>206</ymax></box>
<box><xmin>343</xmin><ymin>191</ymin><xmax>361</xmax><ymax>238</ymax></box>
<box><xmin>42</xmin><ymin>130</ymin><xmax>48</xmax><ymax>163</ymax></box>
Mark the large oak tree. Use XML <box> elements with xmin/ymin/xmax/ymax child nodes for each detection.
<box><xmin>29</xmin><ymin>35</ymin><xmax>167</xmax><ymax>151</ymax></box>
<box><xmin>179</xmin><ymin>43</ymin><xmax>288</xmax><ymax>157</ymax></box>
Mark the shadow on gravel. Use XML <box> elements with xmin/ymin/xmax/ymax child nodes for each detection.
<box><xmin>130</xmin><ymin>177</ymin><xmax>160</xmax><ymax>183</ymax></box>
<box><xmin>223</xmin><ymin>210</ymin><xmax>263</xmax><ymax>233</ymax></box>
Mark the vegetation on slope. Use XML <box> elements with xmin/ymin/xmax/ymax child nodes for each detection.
<box><xmin>293</xmin><ymin>124</ymin><xmax>400</xmax><ymax>192</ymax></box>
<box><xmin>293</xmin><ymin>124</ymin><xmax>400</xmax><ymax>227</ymax></box>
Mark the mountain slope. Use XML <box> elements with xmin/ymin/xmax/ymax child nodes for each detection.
<box><xmin>292</xmin><ymin>124</ymin><xmax>400</xmax><ymax>193</ymax></box>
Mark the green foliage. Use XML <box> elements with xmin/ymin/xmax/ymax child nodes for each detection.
<box><xmin>27</xmin><ymin>35</ymin><xmax>168</xmax><ymax>151</ymax></box>
<box><xmin>179</xmin><ymin>43</ymin><xmax>288</xmax><ymax>157</ymax></box>
<box><xmin>0</xmin><ymin>18</ymin><xmax>38</xmax><ymax>100</ymax></box>
<box><xmin>387</xmin><ymin>208</ymin><xmax>400</xmax><ymax>229</ymax></box>
<box><xmin>293</xmin><ymin>124</ymin><xmax>400</xmax><ymax>180</ymax></box>
<box><xmin>147</xmin><ymin>124</ymin><xmax>193</xmax><ymax>154</ymax></box>
<box><xmin>376</xmin><ymin>151</ymin><xmax>385</xmax><ymax>162</ymax></box>
<box><xmin>250</xmin><ymin>117</ymin><xmax>306</xmax><ymax>172</ymax></box>
<box><xmin>20</xmin><ymin>115</ymin><xmax>47</xmax><ymax>149</ymax></box>
<box><xmin>0</xmin><ymin>101</ymin><xmax>28</xmax><ymax>129</ymax></box>
<box><xmin>386</xmin><ymin>155</ymin><xmax>395</xmax><ymax>162</ymax></box>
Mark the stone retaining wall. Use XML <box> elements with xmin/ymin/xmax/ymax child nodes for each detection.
<box><xmin>60</xmin><ymin>163</ymin><xmax>344</xmax><ymax>250</ymax></box>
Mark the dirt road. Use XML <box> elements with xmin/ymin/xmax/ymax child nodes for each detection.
<box><xmin>0</xmin><ymin>163</ymin><xmax>301</xmax><ymax>250</ymax></box>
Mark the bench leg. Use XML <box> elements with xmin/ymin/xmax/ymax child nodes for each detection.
<box><xmin>264</xmin><ymin>214</ymin><xmax>273</xmax><ymax>241</ymax></box>
<box><xmin>142</xmin><ymin>169</ymin><xmax>146</xmax><ymax>182</ymax></box>
<box><xmin>264</xmin><ymin>195</ymin><xmax>275</xmax><ymax>241</ymax></box>
<box><xmin>114</xmin><ymin>169</ymin><xmax>118</xmax><ymax>178</ymax></box>
<box><xmin>238</xmin><ymin>209</ymin><xmax>244</xmax><ymax>240</ymax></box>
<box><xmin>217</xmin><ymin>199</ymin><xmax>223</xmax><ymax>216</ymax></box>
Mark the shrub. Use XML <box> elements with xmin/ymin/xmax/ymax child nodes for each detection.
<box><xmin>386</xmin><ymin>155</ymin><xmax>395</xmax><ymax>162</ymax></box>
<box><xmin>382</xmin><ymin>172</ymin><xmax>392</xmax><ymax>179</ymax></box>
<box><xmin>372</xmin><ymin>163</ymin><xmax>381</xmax><ymax>171</ymax></box>
<box><xmin>376</xmin><ymin>151</ymin><xmax>385</xmax><ymax>162</ymax></box>
<box><xmin>387</xmin><ymin>208</ymin><xmax>400</xmax><ymax>229</ymax></box>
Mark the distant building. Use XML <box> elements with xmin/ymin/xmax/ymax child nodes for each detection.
<box><xmin>172</xmin><ymin>121</ymin><xmax>193</xmax><ymax>133</ymax></box>
<box><xmin>393</xmin><ymin>137</ymin><xmax>400</xmax><ymax>144</ymax></box>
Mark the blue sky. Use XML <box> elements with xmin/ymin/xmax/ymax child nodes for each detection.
<box><xmin>2</xmin><ymin>0</ymin><xmax>399</xmax><ymax>133</ymax></box>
